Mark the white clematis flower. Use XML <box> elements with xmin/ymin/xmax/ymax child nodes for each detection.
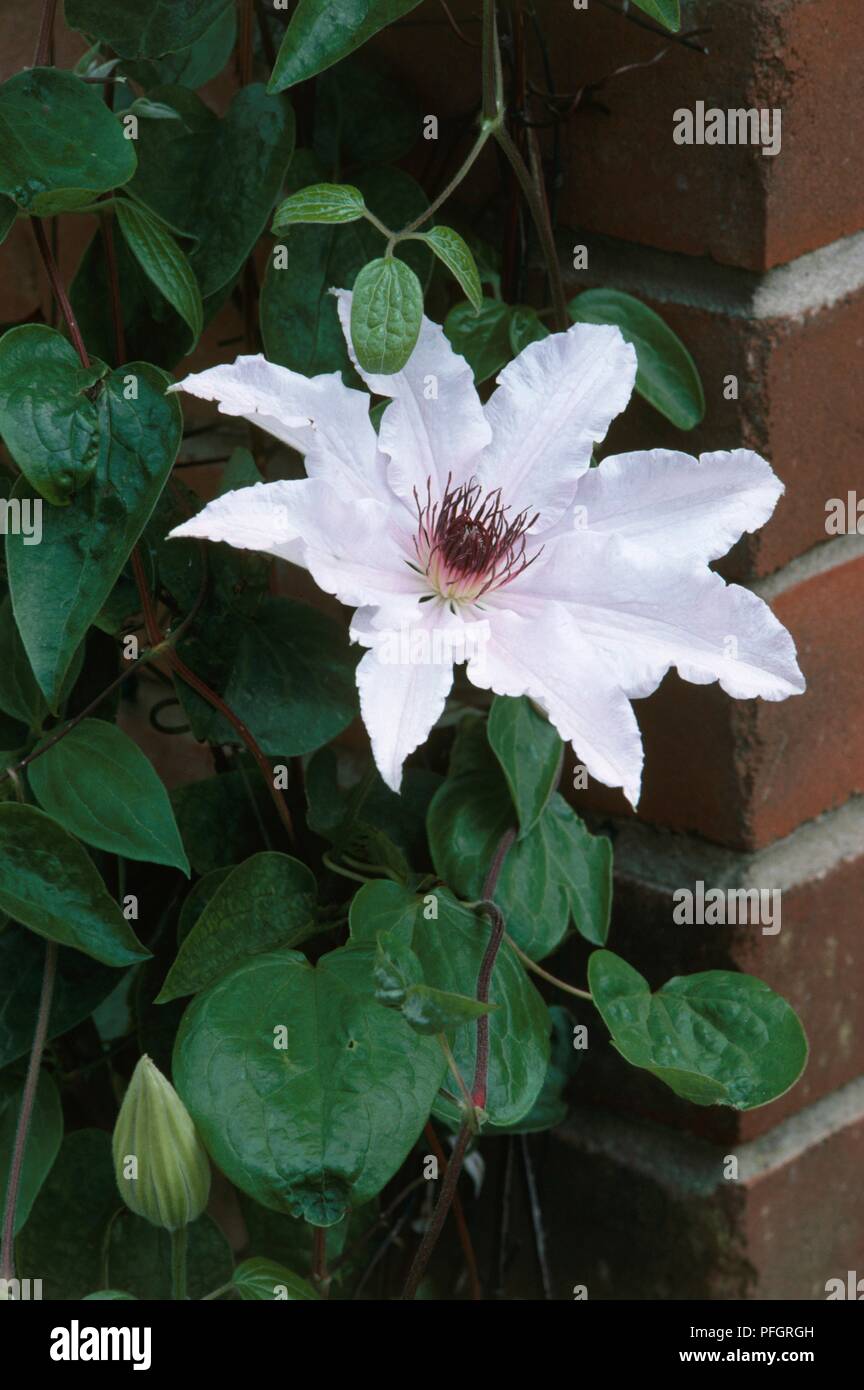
<box><xmin>167</xmin><ymin>290</ymin><xmax>804</xmax><ymax>805</ymax></box>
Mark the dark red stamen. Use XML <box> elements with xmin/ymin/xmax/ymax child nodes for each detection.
<box><xmin>413</xmin><ymin>474</ymin><xmax>541</xmax><ymax>597</ymax></box>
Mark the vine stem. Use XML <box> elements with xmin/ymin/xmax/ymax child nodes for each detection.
<box><xmin>400</xmin><ymin>826</ymin><xmax>517</xmax><ymax>1300</ymax></box>
<box><xmin>494</xmin><ymin>124</ymin><xmax>569</xmax><ymax>331</ymax></box>
<box><xmin>31</xmin><ymin>220</ymin><xmax>90</xmax><ymax>368</ymax></box>
<box><xmin>311</xmin><ymin>1226</ymin><xmax>330</xmax><ymax>1298</ymax></box>
<box><xmin>400</xmin><ymin>124</ymin><xmax>494</xmax><ymax>236</ymax></box>
<box><xmin>0</xmin><ymin>941</ymin><xmax>58</xmax><ymax>1282</ymax></box>
<box><xmin>506</xmin><ymin>935</ymin><xmax>592</xmax><ymax>1001</ymax></box>
<box><xmin>33</xmin><ymin>0</ymin><xmax>57</xmax><ymax>66</ymax></box>
<box><xmin>170</xmin><ymin>1226</ymin><xmax>188</xmax><ymax>1300</ymax></box>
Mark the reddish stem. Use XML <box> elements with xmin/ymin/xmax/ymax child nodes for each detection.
<box><xmin>31</xmin><ymin>220</ymin><xmax>90</xmax><ymax>368</ymax></box>
<box><xmin>33</xmin><ymin>0</ymin><xmax>57</xmax><ymax>66</ymax></box>
<box><xmin>0</xmin><ymin>942</ymin><xmax>58</xmax><ymax>1280</ymax></box>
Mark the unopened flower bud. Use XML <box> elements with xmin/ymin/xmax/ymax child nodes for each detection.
<box><xmin>113</xmin><ymin>1054</ymin><xmax>210</xmax><ymax>1231</ymax></box>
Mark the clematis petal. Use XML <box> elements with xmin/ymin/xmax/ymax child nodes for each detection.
<box><xmin>573</xmin><ymin>448</ymin><xmax>784</xmax><ymax>564</ymax></box>
<box><xmin>354</xmin><ymin>601</ymin><xmax>462</xmax><ymax>791</ymax></box>
<box><xmin>505</xmin><ymin>530</ymin><xmax>805</xmax><ymax>701</ymax></box>
<box><xmin>466</xmin><ymin>604</ymin><xmax>644</xmax><ymax>807</ymax></box>
<box><xmin>476</xmin><ymin>322</ymin><xmax>637</xmax><ymax>527</ymax></box>
<box><xmin>168</xmin><ymin>355</ymin><xmax>387</xmax><ymax>503</ymax></box>
<box><xmin>333</xmin><ymin>288</ymin><xmax>491</xmax><ymax>501</ymax></box>
<box><xmin>170</xmin><ymin>477</ymin><xmax>422</xmax><ymax>608</ymax></box>
<box><xmin>168</xmin><ymin>480</ymin><xmax>305</xmax><ymax>563</ymax></box>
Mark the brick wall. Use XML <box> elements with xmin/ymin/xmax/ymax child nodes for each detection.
<box><xmin>380</xmin><ymin>0</ymin><xmax>864</xmax><ymax>1299</ymax></box>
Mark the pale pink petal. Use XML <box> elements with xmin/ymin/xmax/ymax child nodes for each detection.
<box><xmin>476</xmin><ymin>323</ymin><xmax>637</xmax><ymax>527</ymax></box>
<box><xmin>355</xmin><ymin>602</ymin><xmax>462</xmax><ymax>791</ymax></box>
<box><xmin>573</xmin><ymin>448</ymin><xmax>784</xmax><ymax>564</ymax></box>
<box><xmin>168</xmin><ymin>480</ymin><xmax>305</xmax><ymax>564</ymax></box>
<box><xmin>170</xmin><ymin>478</ymin><xmax>421</xmax><ymax>608</ymax></box>
<box><xmin>333</xmin><ymin>288</ymin><xmax>490</xmax><ymax>501</ymax></box>
<box><xmin>467</xmin><ymin>604</ymin><xmax>644</xmax><ymax>806</ymax></box>
<box><xmin>506</xmin><ymin>531</ymin><xmax>805</xmax><ymax>701</ymax></box>
<box><xmin>169</xmin><ymin>355</ymin><xmax>387</xmax><ymax>503</ymax></box>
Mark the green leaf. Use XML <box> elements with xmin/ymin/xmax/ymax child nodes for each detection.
<box><xmin>268</xmin><ymin>0</ymin><xmax>424</xmax><ymax>91</ymax></box>
<box><xmin>508</xmin><ymin>305</ymin><xmax>549</xmax><ymax>355</ymax></box>
<box><xmin>0</xmin><ymin>925</ymin><xmax>123</xmax><ymax>1068</ymax></box>
<box><xmin>487</xmin><ymin>695</ymin><xmax>563</xmax><ymax>837</ymax></box>
<box><xmin>173</xmin><ymin>945</ymin><xmax>446</xmax><ymax>1224</ymax></box>
<box><xmin>0</xmin><ymin>595</ymin><xmax>83</xmax><ymax>729</ymax></box>
<box><xmin>0</xmin><ymin>803</ymin><xmax>150</xmax><ymax>966</ymax></box>
<box><xmin>6</xmin><ymin>361</ymin><xmax>181</xmax><ymax>709</ymax></box>
<box><xmin>273</xmin><ymin>183</ymin><xmax>366</xmax><ymax>228</ymax></box>
<box><xmin>170</xmin><ymin>771</ymin><xmax>286</xmax><ymax>876</ymax></box>
<box><xmin>158</xmin><ymin>852</ymin><xmax>318</xmax><ymax>1002</ymax></box>
<box><xmin>350</xmin><ymin>256</ymin><xmax>423</xmax><ymax>374</ymax></box>
<box><xmin>487</xmin><ymin>1005</ymin><xmax>582</xmax><ymax>1135</ymax></box>
<box><xmin>233</xmin><ymin>1257</ymin><xmax>321</xmax><ymax>1301</ymax></box>
<box><xmin>313</xmin><ymin>55</ymin><xmax>420</xmax><ymax>168</ymax></box>
<box><xmin>444</xmin><ymin>298</ymin><xmax>512</xmax><ymax>384</ymax></box>
<box><xmin>82</xmin><ymin>1290</ymin><xmax>138</xmax><ymax>1300</ymax></box>
<box><xmin>631</xmin><ymin>0</ymin><xmax>681</xmax><ymax>31</ymax></box>
<box><xmin>17</xmin><ymin>1129</ymin><xmax>119</xmax><ymax>1300</ymax></box>
<box><xmin>27</xmin><ymin>719</ymin><xmax>189</xmax><ymax>874</ymax></box>
<box><xmin>0</xmin><ymin>68</ymin><xmax>136</xmax><ymax>215</ymax></box>
<box><xmin>128</xmin><ymin>83</ymin><xmax>295</xmax><ymax>298</ymax></box>
<box><xmin>105</xmin><ymin>1212</ymin><xmax>233</xmax><ymax>1300</ymax></box>
<box><xmin>0</xmin><ymin>325</ymin><xmax>107</xmax><ymax>505</ymax></box>
<box><xmin>569</xmin><ymin>288</ymin><xmax>704</xmax><ymax>430</ymax></box>
<box><xmin>419</xmin><ymin>225</ymin><xmax>482</xmax><ymax>310</ymax></box>
<box><xmin>349</xmin><ymin>878</ymin><xmax>418</xmax><ymax>951</ymax></box>
<box><xmin>0</xmin><ymin>1067</ymin><xmax>62</xmax><ymax>1234</ymax></box>
<box><xmin>402</xmin><ymin>984</ymin><xmax>495</xmax><ymax>1036</ymax></box>
<box><xmin>372</xmin><ymin>926</ymin><xmax>423</xmax><ymax>1004</ymax></box>
<box><xmin>306</xmin><ymin>748</ymin><xmax>439</xmax><ymax>868</ymax></box>
<box><xmin>261</xmin><ymin>164</ymin><xmax>430</xmax><ymax>380</ymax></box>
<box><xmin>115</xmin><ymin>198</ymin><xmax>203</xmax><ymax>349</ymax></box>
<box><xmin>414</xmin><ymin>890</ymin><xmax>549</xmax><ymax>1128</ymax></box>
<box><xmin>119</xmin><ymin>5</ymin><xmax>237</xmax><ymax>89</ymax></box>
<box><xmin>428</xmin><ymin>760</ymin><xmax>612</xmax><ymax>956</ymax></box>
<box><xmin>65</xmin><ymin>0</ymin><xmax>235</xmax><ymax>58</ymax></box>
<box><xmin>174</xmin><ymin>596</ymin><xmax>358</xmax><ymax>757</ymax></box>
<box><xmin>588</xmin><ymin>951</ymin><xmax>809</xmax><ymax>1109</ymax></box>
<box><xmin>177</xmin><ymin>867</ymin><xmax>232</xmax><ymax>945</ymax></box>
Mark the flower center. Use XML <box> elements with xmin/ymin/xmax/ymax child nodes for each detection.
<box><xmin>412</xmin><ymin>475</ymin><xmax>540</xmax><ymax>603</ymax></box>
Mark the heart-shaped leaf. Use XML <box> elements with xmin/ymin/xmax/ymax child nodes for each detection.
<box><xmin>0</xmin><ymin>326</ymin><xmax>106</xmax><ymax>505</ymax></box>
<box><xmin>0</xmin><ymin>68</ymin><xmax>136</xmax><ymax>215</ymax></box>
<box><xmin>588</xmin><ymin>950</ymin><xmax>808</xmax><ymax>1109</ymax></box>
<box><xmin>65</xmin><ymin>0</ymin><xmax>234</xmax><ymax>59</ymax></box>
<box><xmin>173</xmin><ymin>945</ymin><xmax>446</xmax><ymax>1224</ymax></box>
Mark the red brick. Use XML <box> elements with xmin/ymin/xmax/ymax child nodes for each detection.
<box><xmin>375</xmin><ymin>0</ymin><xmax>864</xmax><ymax>273</ymax></box>
<box><xmin>564</xmin><ymin>803</ymin><xmax>864</xmax><ymax>1144</ymax></box>
<box><xmin>571</xmin><ymin>548</ymin><xmax>864</xmax><ymax>848</ymax></box>
<box><xmin>535</xmin><ymin>1091</ymin><xmax>864</xmax><ymax>1299</ymax></box>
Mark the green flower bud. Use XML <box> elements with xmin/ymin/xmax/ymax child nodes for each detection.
<box><xmin>113</xmin><ymin>1054</ymin><xmax>210</xmax><ymax>1231</ymax></box>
